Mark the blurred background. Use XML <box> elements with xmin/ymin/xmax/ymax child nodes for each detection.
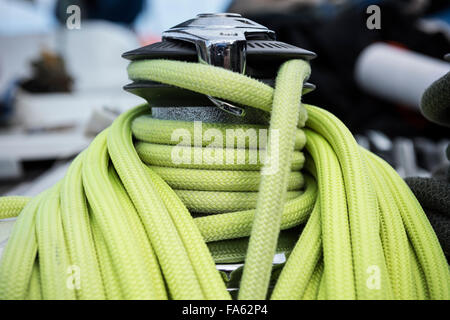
<box><xmin>0</xmin><ymin>0</ymin><xmax>449</xmax><ymax>197</ymax></box>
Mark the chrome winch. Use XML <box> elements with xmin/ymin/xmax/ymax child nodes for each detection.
<box><xmin>123</xmin><ymin>13</ymin><xmax>316</xmax><ymax>118</ymax></box>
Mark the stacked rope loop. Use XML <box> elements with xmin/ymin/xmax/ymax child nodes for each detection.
<box><xmin>0</xmin><ymin>58</ymin><xmax>449</xmax><ymax>300</ymax></box>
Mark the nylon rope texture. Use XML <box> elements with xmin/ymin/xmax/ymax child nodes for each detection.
<box><xmin>0</xmin><ymin>59</ymin><xmax>448</xmax><ymax>300</ymax></box>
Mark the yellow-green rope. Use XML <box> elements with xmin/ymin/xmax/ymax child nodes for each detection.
<box><xmin>0</xmin><ymin>59</ymin><xmax>448</xmax><ymax>300</ymax></box>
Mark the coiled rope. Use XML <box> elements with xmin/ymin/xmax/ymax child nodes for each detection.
<box><xmin>0</xmin><ymin>59</ymin><xmax>448</xmax><ymax>300</ymax></box>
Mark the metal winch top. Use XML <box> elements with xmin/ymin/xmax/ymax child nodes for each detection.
<box><xmin>123</xmin><ymin>13</ymin><xmax>316</xmax><ymax>117</ymax></box>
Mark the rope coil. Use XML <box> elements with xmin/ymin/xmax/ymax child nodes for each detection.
<box><xmin>0</xmin><ymin>59</ymin><xmax>448</xmax><ymax>300</ymax></box>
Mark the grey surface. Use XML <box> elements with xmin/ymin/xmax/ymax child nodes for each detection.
<box><xmin>152</xmin><ymin>106</ymin><xmax>269</xmax><ymax>124</ymax></box>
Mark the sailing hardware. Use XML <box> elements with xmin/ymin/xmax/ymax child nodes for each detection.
<box><xmin>122</xmin><ymin>13</ymin><xmax>316</xmax><ymax>116</ymax></box>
